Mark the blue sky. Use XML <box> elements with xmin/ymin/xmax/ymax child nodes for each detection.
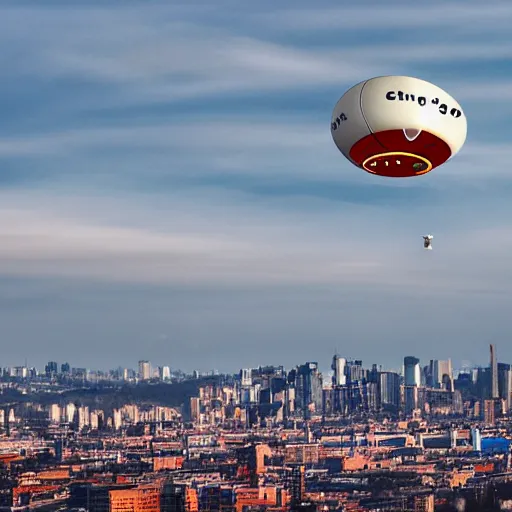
<box><xmin>1</xmin><ymin>0</ymin><xmax>512</xmax><ymax>374</ymax></box>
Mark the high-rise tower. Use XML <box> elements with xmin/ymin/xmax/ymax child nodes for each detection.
<box><xmin>331</xmin><ymin>355</ymin><xmax>347</xmax><ymax>387</ymax></box>
<box><xmin>429</xmin><ymin>359</ymin><xmax>454</xmax><ymax>392</ymax></box>
<box><xmin>403</xmin><ymin>356</ymin><xmax>421</xmax><ymax>416</ymax></box>
<box><xmin>404</xmin><ymin>356</ymin><xmax>421</xmax><ymax>387</ymax></box>
<box><xmin>138</xmin><ymin>360</ymin><xmax>151</xmax><ymax>381</ymax></box>
<box><xmin>490</xmin><ymin>344</ymin><xmax>498</xmax><ymax>399</ymax></box>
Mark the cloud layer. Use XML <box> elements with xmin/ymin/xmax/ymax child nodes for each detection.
<box><xmin>0</xmin><ymin>0</ymin><xmax>511</xmax><ymax>372</ymax></box>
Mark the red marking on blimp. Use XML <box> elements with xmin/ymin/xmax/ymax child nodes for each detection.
<box><xmin>348</xmin><ymin>129</ymin><xmax>452</xmax><ymax>178</ymax></box>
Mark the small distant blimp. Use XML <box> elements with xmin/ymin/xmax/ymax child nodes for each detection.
<box><xmin>331</xmin><ymin>76</ymin><xmax>467</xmax><ymax>178</ymax></box>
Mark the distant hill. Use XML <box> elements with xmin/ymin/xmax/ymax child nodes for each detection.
<box><xmin>0</xmin><ymin>375</ymin><xmax>226</xmax><ymax>417</ymax></box>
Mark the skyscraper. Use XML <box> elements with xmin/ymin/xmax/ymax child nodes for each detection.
<box><xmin>240</xmin><ymin>369</ymin><xmax>252</xmax><ymax>386</ymax></box>
<box><xmin>498</xmin><ymin>362</ymin><xmax>512</xmax><ymax>411</ymax></box>
<box><xmin>295</xmin><ymin>362</ymin><xmax>323</xmax><ymax>418</ymax></box>
<box><xmin>45</xmin><ymin>361</ymin><xmax>58</xmax><ymax>378</ymax></box>
<box><xmin>160</xmin><ymin>366</ymin><xmax>171</xmax><ymax>381</ymax></box>
<box><xmin>138</xmin><ymin>360</ymin><xmax>151</xmax><ymax>381</ymax></box>
<box><xmin>404</xmin><ymin>356</ymin><xmax>421</xmax><ymax>387</ymax></box>
<box><xmin>475</xmin><ymin>367</ymin><xmax>490</xmax><ymax>399</ymax></box>
<box><xmin>490</xmin><ymin>344</ymin><xmax>498</xmax><ymax>399</ymax></box>
<box><xmin>429</xmin><ymin>359</ymin><xmax>454</xmax><ymax>392</ymax></box>
<box><xmin>331</xmin><ymin>355</ymin><xmax>346</xmax><ymax>387</ymax></box>
<box><xmin>484</xmin><ymin>399</ymin><xmax>496</xmax><ymax>425</ymax></box>
<box><xmin>346</xmin><ymin>360</ymin><xmax>365</xmax><ymax>383</ymax></box>
<box><xmin>380</xmin><ymin>371</ymin><xmax>400</xmax><ymax>409</ymax></box>
<box><xmin>404</xmin><ymin>356</ymin><xmax>421</xmax><ymax>416</ymax></box>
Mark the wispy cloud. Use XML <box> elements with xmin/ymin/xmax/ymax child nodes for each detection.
<box><xmin>0</xmin><ymin>190</ymin><xmax>509</xmax><ymax>298</ymax></box>
<box><xmin>0</xmin><ymin>120</ymin><xmax>327</xmax><ymax>157</ymax></box>
<box><xmin>1</xmin><ymin>2</ymin><xmax>509</xmax><ymax>106</ymax></box>
<box><xmin>448</xmin><ymin>82</ymin><xmax>512</xmax><ymax>101</ymax></box>
<box><xmin>263</xmin><ymin>3</ymin><xmax>512</xmax><ymax>32</ymax></box>
<box><xmin>0</xmin><ymin>203</ymin><xmax>379</xmax><ymax>286</ymax></box>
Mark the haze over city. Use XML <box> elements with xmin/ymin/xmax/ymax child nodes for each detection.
<box><xmin>1</xmin><ymin>0</ymin><xmax>512</xmax><ymax>371</ymax></box>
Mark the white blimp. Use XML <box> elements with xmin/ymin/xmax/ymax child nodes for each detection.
<box><xmin>330</xmin><ymin>75</ymin><xmax>467</xmax><ymax>178</ymax></box>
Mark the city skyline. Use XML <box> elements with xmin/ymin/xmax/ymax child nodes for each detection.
<box><xmin>1</xmin><ymin>0</ymin><xmax>512</xmax><ymax>370</ymax></box>
<box><xmin>1</xmin><ymin>342</ymin><xmax>504</xmax><ymax>377</ymax></box>
<box><xmin>2</xmin><ymin>348</ymin><xmax>512</xmax><ymax>511</ymax></box>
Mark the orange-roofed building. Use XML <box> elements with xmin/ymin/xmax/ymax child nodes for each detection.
<box><xmin>13</xmin><ymin>485</ymin><xmax>60</xmax><ymax>505</ymax></box>
<box><xmin>37</xmin><ymin>469</ymin><xmax>71</xmax><ymax>481</ymax></box>
<box><xmin>447</xmin><ymin>469</ymin><xmax>474</xmax><ymax>488</ymax></box>
<box><xmin>0</xmin><ymin>454</ymin><xmax>22</xmax><ymax>464</ymax></box>
<box><xmin>110</xmin><ymin>484</ymin><xmax>160</xmax><ymax>512</ymax></box>
<box><xmin>154</xmin><ymin>456</ymin><xmax>184</xmax><ymax>471</ymax></box>
<box><xmin>185</xmin><ymin>487</ymin><xmax>199</xmax><ymax>512</ymax></box>
<box><xmin>255</xmin><ymin>444</ymin><xmax>272</xmax><ymax>474</ymax></box>
<box><xmin>235</xmin><ymin>486</ymin><xmax>285</xmax><ymax>512</ymax></box>
<box><xmin>474</xmin><ymin>462</ymin><xmax>494</xmax><ymax>474</ymax></box>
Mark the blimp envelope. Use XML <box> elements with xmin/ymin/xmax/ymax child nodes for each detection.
<box><xmin>331</xmin><ymin>75</ymin><xmax>467</xmax><ymax>178</ymax></box>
